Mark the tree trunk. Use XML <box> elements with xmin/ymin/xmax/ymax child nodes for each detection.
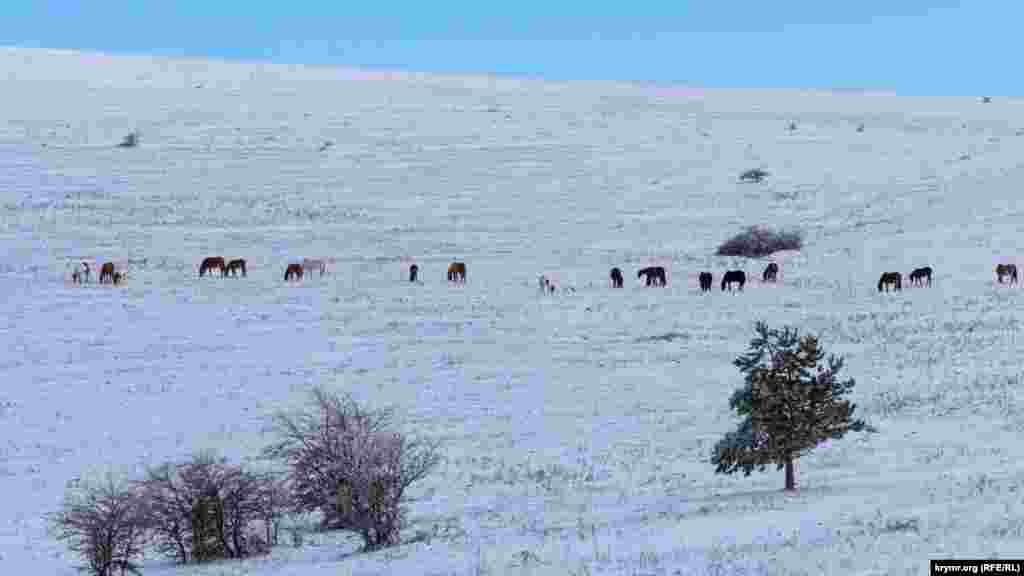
<box><xmin>784</xmin><ymin>459</ymin><xmax>796</xmax><ymax>491</ymax></box>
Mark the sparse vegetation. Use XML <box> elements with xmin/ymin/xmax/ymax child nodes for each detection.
<box><xmin>46</xmin><ymin>474</ymin><xmax>148</xmax><ymax>576</ymax></box>
<box><xmin>134</xmin><ymin>452</ymin><xmax>281</xmax><ymax>564</ymax></box>
<box><xmin>117</xmin><ymin>132</ymin><xmax>138</xmax><ymax>148</ymax></box>
<box><xmin>739</xmin><ymin>168</ymin><xmax>769</xmax><ymax>183</ymax></box>
<box><xmin>711</xmin><ymin>322</ymin><xmax>876</xmax><ymax>491</ymax></box>
<box><xmin>716</xmin><ymin>225</ymin><xmax>802</xmax><ymax>258</ymax></box>
<box><xmin>261</xmin><ymin>387</ymin><xmax>442</xmax><ymax>551</ymax></box>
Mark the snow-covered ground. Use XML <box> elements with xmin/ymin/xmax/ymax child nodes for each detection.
<box><xmin>3</xmin><ymin>47</ymin><xmax>1024</xmax><ymax>575</ymax></box>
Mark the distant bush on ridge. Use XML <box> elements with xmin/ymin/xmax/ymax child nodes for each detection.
<box><xmin>717</xmin><ymin>225</ymin><xmax>802</xmax><ymax>258</ymax></box>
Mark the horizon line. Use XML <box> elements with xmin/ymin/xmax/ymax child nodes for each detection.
<box><xmin>4</xmin><ymin>44</ymin><xmax>1005</xmax><ymax>100</ymax></box>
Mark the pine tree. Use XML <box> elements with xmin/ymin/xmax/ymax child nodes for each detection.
<box><xmin>711</xmin><ymin>322</ymin><xmax>875</xmax><ymax>491</ymax></box>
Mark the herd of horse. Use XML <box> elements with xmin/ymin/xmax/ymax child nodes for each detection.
<box><xmin>66</xmin><ymin>257</ymin><xmax>1023</xmax><ymax>294</ymax></box>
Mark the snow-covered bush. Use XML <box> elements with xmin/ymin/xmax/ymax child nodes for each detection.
<box><xmin>716</xmin><ymin>225</ymin><xmax>802</xmax><ymax>258</ymax></box>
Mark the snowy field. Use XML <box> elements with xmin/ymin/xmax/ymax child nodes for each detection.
<box><xmin>4</xmin><ymin>47</ymin><xmax>1024</xmax><ymax>575</ymax></box>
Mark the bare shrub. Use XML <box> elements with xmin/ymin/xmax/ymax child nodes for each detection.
<box><xmin>46</xmin><ymin>474</ymin><xmax>147</xmax><ymax>576</ymax></box>
<box><xmin>262</xmin><ymin>387</ymin><xmax>442</xmax><ymax>551</ymax></box>
<box><xmin>135</xmin><ymin>452</ymin><xmax>279</xmax><ymax>564</ymax></box>
<box><xmin>716</xmin><ymin>225</ymin><xmax>802</xmax><ymax>258</ymax></box>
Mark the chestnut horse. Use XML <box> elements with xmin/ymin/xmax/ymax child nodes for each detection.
<box><xmin>996</xmin><ymin>263</ymin><xmax>1018</xmax><ymax>285</ymax></box>
<box><xmin>199</xmin><ymin>257</ymin><xmax>226</xmax><ymax>278</ymax></box>
<box><xmin>448</xmin><ymin>262</ymin><xmax>467</xmax><ymax>283</ymax></box>
<box><xmin>610</xmin><ymin>267</ymin><xmax>624</xmax><ymax>288</ymax></box>
<box><xmin>763</xmin><ymin>262</ymin><xmax>779</xmax><ymax>283</ymax></box>
<box><xmin>225</xmin><ymin>259</ymin><xmax>247</xmax><ymax>277</ymax></box>
<box><xmin>721</xmin><ymin>270</ymin><xmax>746</xmax><ymax>291</ymax></box>
<box><xmin>878</xmin><ymin>272</ymin><xmax>902</xmax><ymax>292</ymax></box>
<box><xmin>637</xmin><ymin>266</ymin><xmax>667</xmax><ymax>287</ymax></box>
<box><xmin>908</xmin><ymin>266</ymin><xmax>932</xmax><ymax>287</ymax></box>
<box><xmin>699</xmin><ymin>272</ymin><xmax>713</xmax><ymax>292</ymax></box>
<box><xmin>284</xmin><ymin>263</ymin><xmax>304</xmax><ymax>281</ymax></box>
<box><xmin>98</xmin><ymin>262</ymin><xmax>116</xmax><ymax>284</ymax></box>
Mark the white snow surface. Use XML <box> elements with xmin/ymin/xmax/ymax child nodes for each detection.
<box><xmin>3</xmin><ymin>47</ymin><xmax>1024</xmax><ymax>575</ymax></box>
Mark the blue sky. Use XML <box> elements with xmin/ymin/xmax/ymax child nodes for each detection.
<box><xmin>3</xmin><ymin>1</ymin><xmax>1019</xmax><ymax>95</ymax></box>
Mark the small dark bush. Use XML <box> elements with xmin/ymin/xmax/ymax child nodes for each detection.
<box><xmin>46</xmin><ymin>474</ymin><xmax>148</xmax><ymax>576</ymax></box>
<box><xmin>716</xmin><ymin>225</ymin><xmax>802</xmax><ymax>258</ymax></box>
<box><xmin>739</xmin><ymin>168</ymin><xmax>769</xmax><ymax>183</ymax></box>
<box><xmin>117</xmin><ymin>132</ymin><xmax>138</xmax><ymax>148</ymax></box>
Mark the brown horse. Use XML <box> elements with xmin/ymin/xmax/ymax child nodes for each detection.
<box><xmin>199</xmin><ymin>257</ymin><xmax>226</xmax><ymax>278</ymax></box>
<box><xmin>98</xmin><ymin>262</ymin><xmax>116</xmax><ymax>284</ymax></box>
<box><xmin>721</xmin><ymin>270</ymin><xmax>746</xmax><ymax>291</ymax></box>
<box><xmin>908</xmin><ymin>266</ymin><xmax>932</xmax><ymax>287</ymax></box>
<box><xmin>637</xmin><ymin>266</ymin><xmax>667</xmax><ymax>287</ymax></box>
<box><xmin>699</xmin><ymin>272</ymin><xmax>713</xmax><ymax>292</ymax></box>
<box><xmin>409</xmin><ymin>264</ymin><xmax>419</xmax><ymax>283</ymax></box>
<box><xmin>763</xmin><ymin>262</ymin><xmax>779</xmax><ymax>282</ymax></box>
<box><xmin>996</xmin><ymin>263</ymin><xmax>1018</xmax><ymax>284</ymax></box>
<box><xmin>284</xmin><ymin>263</ymin><xmax>304</xmax><ymax>281</ymax></box>
<box><xmin>610</xmin><ymin>267</ymin><xmax>624</xmax><ymax>288</ymax></box>
<box><xmin>448</xmin><ymin>262</ymin><xmax>466</xmax><ymax>283</ymax></box>
<box><xmin>112</xmin><ymin>271</ymin><xmax>124</xmax><ymax>285</ymax></box>
<box><xmin>878</xmin><ymin>272</ymin><xmax>902</xmax><ymax>292</ymax></box>
<box><xmin>225</xmin><ymin>259</ymin><xmax>247</xmax><ymax>277</ymax></box>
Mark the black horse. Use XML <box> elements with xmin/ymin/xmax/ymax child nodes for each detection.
<box><xmin>908</xmin><ymin>266</ymin><xmax>932</xmax><ymax>287</ymax></box>
<box><xmin>763</xmin><ymin>262</ymin><xmax>779</xmax><ymax>283</ymax></box>
<box><xmin>610</xmin><ymin>267</ymin><xmax>624</xmax><ymax>288</ymax></box>
<box><xmin>878</xmin><ymin>272</ymin><xmax>902</xmax><ymax>292</ymax></box>
<box><xmin>721</xmin><ymin>270</ymin><xmax>746</xmax><ymax>291</ymax></box>
<box><xmin>637</xmin><ymin>266</ymin><xmax>667</xmax><ymax>287</ymax></box>
<box><xmin>699</xmin><ymin>272</ymin><xmax>713</xmax><ymax>292</ymax></box>
<box><xmin>409</xmin><ymin>264</ymin><xmax>419</xmax><ymax>283</ymax></box>
<box><xmin>996</xmin><ymin>263</ymin><xmax>1018</xmax><ymax>285</ymax></box>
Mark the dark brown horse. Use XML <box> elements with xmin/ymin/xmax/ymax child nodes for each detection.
<box><xmin>284</xmin><ymin>263</ymin><xmax>304</xmax><ymax>281</ymax></box>
<box><xmin>409</xmin><ymin>264</ymin><xmax>419</xmax><ymax>283</ymax></box>
<box><xmin>448</xmin><ymin>262</ymin><xmax>466</xmax><ymax>283</ymax></box>
<box><xmin>98</xmin><ymin>262</ymin><xmax>116</xmax><ymax>284</ymax></box>
<box><xmin>199</xmin><ymin>257</ymin><xmax>226</xmax><ymax>278</ymax></box>
<box><xmin>722</xmin><ymin>270</ymin><xmax>745</xmax><ymax>291</ymax></box>
<box><xmin>610</xmin><ymin>267</ymin><xmax>623</xmax><ymax>288</ymax></box>
<box><xmin>908</xmin><ymin>266</ymin><xmax>932</xmax><ymax>287</ymax></box>
<box><xmin>699</xmin><ymin>272</ymin><xmax>713</xmax><ymax>292</ymax></box>
<box><xmin>997</xmin><ymin>263</ymin><xmax>1018</xmax><ymax>284</ymax></box>
<box><xmin>763</xmin><ymin>262</ymin><xmax>779</xmax><ymax>282</ymax></box>
<box><xmin>225</xmin><ymin>259</ymin><xmax>247</xmax><ymax>277</ymax></box>
<box><xmin>112</xmin><ymin>271</ymin><xmax>124</xmax><ymax>285</ymax></box>
<box><xmin>878</xmin><ymin>272</ymin><xmax>902</xmax><ymax>292</ymax></box>
<box><xmin>637</xmin><ymin>266</ymin><xmax>667</xmax><ymax>287</ymax></box>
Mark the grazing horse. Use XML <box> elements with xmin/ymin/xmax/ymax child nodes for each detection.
<box><xmin>610</xmin><ymin>267</ymin><xmax>624</xmax><ymax>288</ymax></box>
<box><xmin>225</xmin><ymin>259</ymin><xmax>247</xmax><ymax>277</ymax></box>
<box><xmin>721</xmin><ymin>270</ymin><xmax>746</xmax><ymax>291</ymax></box>
<box><xmin>199</xmin><ymin>257</ymin><xmax>226</xmax><ymax>278</ymax></box>
<box><xmin>909</xmin><ymin>266</ymin><xmax>932</xmax><ymax>287</ymax></box>
<box><xmin>98</xmin><ymin>262</ymin><xmax>116</xmax><ymax>284</ymax></box>
<box><xmin>699</xmin><ymin>272</ymin><xmax>713</xmax><ymax>292</ymax></box>
<box><xmin>763</xmin><ymin>262</ymin><xmax>779</xmax><ymax>283</ymax></box>
<box><xmin>409</xmin><ymin>264</ymin><xmax>419</xmax><ymax>283</ymax></box>
<box><xmin>996</xmin><ymin>263</ymin><xmax>1018</xmax><ymax>284</ymax></box>
<box><xmin>284</xmin><ymin>263</ymin><xmax>304</xmax><ymax>281</ymax></box>
<box><xmin>637</xmin><ymin>266</ymin><xmax>667</xmax><ymax>287</ymax></box>
<box><xmin>112</xmin><ymin>271</ymin><xmax>124</xmax><ymax>285</ymax></box>
<box><xmin>447</xmin><ymin>262</ymin><xmax>467</xmax><ymax>283</ymax></box>
<box><xmin>302</xmin><ymin>258</ymin><xmax>327</xmax><ymax>277</ymax></box>
<box><xmin>878</xmin><ymin>272</ymin><xmax>902</xmax><ymax>292</ymax></box>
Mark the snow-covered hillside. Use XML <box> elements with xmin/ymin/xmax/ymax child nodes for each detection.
<box><xmin>3</xmin><ymin>47</ymin><xmax>1024</xmax><ymax>575</ymax></box>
